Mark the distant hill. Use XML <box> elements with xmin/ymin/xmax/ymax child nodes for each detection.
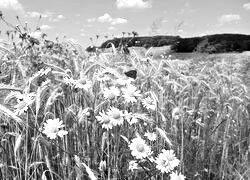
<box><xmin>97</xmin><ymin>34</ymin><xmax>250</xmax><ymax>53</ymax></box>
<box><xmin>100</xmin><ymin>35</ymin><xmax>180</xmax><ymax>49</ymax></box>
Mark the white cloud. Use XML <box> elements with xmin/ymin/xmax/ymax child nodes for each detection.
<box><xmin>50</xmin><ymin>14</ymin><xmax>66</xmax><ymax>22</ymax></box>
<box><xmin>27</xmin><ymin>11</ymin><xmax>53</xmax><ymax>18</ymax></box>
<box><xmin>27</xmin><ymin>11</ymin><xmax>66</xmax><ymax>22</ymax></box>
<box><xmin>0</xmin><ymin>0</ymin><xmax>23</xmax><ymax>11</ymax></box>
<box><xmin>27</xmin><ymin>11</ymin><xmax>50</xmax><ymax>18</ymax></box>
<box><xmin>116</xmin><ymin>0</ymin><xmax>152</xmax><ymax>9</ymax></box>
<box><xmin>243</xmin><ymin>3</ymin><xmax>250</xmax><ymax>10</ymax></box>
<box><xmin>57</xmin><ymin>15</ymin><xmax>66</xmax><ymax>19</ymax></box>
<box><xmin>97</xmin><ymin>13</ymin><xmax>128</xmax><ymax>25</ymax></box>
<box><xmin>27</xmin><ymin>11</ymin><xmax>40</xmax><ymax>18</ymax></box>
<box><xmin>40</xmin><ymin>25</ymin><xmax>52</xmax><ymax>30</ymax></box>
<box><xmin>110</xmin><ymin>18</ymin><xmax>127</xmax><ymax>25</ymax></box>
<box><xmin>43</xmin><ymin>11</ymin><xmax>55</xmax><ymax>18</ymax></box>
<box><xmin>98</xmin><ymin>13</ymin><xmax>112</xmax><ymax>22</ymax></box>
<box><xmin>218</xmin><ymin>14</ymin><xmax>241</xmax><ymax>24</ymax></box>
<box><xmin>87</xmin><ymin>18</ymin><xmax>96</xmax><ymax>22</ymax></box>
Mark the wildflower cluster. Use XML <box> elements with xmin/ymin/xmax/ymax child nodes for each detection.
<box><xmin>128</xmin><ymin>135</ymin><xmax>185</xmax><ymax>178</ymax></box>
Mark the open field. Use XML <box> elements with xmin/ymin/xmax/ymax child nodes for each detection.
<box><xmin>128</xmin><ymin>46</ymin><xmax>250</xmax><ymax>94</ymax></box>
<box><xmin>0</xmin><ymin>35</ymin><xmax>250</xmax><ymax>180</ymax></box>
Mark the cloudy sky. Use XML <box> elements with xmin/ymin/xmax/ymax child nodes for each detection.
<box><xmin>0</xmin><ymin>0</ymin><xmax>250</xmax><ymax>47</ymax></box>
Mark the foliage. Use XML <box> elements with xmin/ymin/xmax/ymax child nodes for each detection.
<box><xmin>100</xmin><ymin>35</ymin><xmax>180</xmax><ymax>49</ymax></box>
<box><xmin>173</xmin><ymin>34</ymin><xmax>250</xmax><ymax>53</ymax></box>
<box><xmin>100</xmin><ymin>34</ymin><xmax>250</xmax><ymax>53</ymax></box>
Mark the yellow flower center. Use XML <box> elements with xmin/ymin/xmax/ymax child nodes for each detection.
<box><xmin>103</xmin><ymin>116</ymin><xmax>110</xmax><ymax>124</ymax></box>
<box><xmin>167</xmin><ymin>156</ymin><xmax>175</xmax><ymax>161</ymax></box>
<box><xmin>129</xmin><ymin>92</ymin><xmax>135</xmax><ymax>97</ymax></box>
<box><xmin>49</xmin><ymin>125</ymin><xmax>59</xmax><ymax>133</ymax></box>
<box><xmin>112</xmin><ymin>111</ymin><xmax>121</xmax><ymax>119</ymax></box>
<box><xmin>161</xmin><ymin>159</ymin><xmax>168</xmax><ymax>166</ymax></box>
<box><xmin>136</xmin><ymin>143</ymin><xmax>145</xmax><ymax>152</ymax></box>
<box><xmin>108</xmin><ymin>93</ymin><xmax>115</xmax><ymax>100</ymax></box>
<box><xmin>78</xmin><ymin>79</ymin><xmax>87</xmax><ymax>85</ymax></box>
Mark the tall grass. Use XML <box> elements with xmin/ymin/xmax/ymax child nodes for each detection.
<box><xmin>0</xmin><ymin>27</ymin><xmax>249</xmax><ymax>180</ymax></box>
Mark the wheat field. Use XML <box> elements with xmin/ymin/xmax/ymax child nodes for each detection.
<box><xmin>0</xmin><ymin>24</ymin><xmax>250</xmax><ymax>180</ymax></box>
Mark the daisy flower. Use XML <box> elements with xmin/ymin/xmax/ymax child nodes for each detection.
<box><xmin>144</xmin><ymin>132</ymin><xmax>157</xmax><ymax>141</ymax></box>
<box><xmin>96</xmin><ymin>111</ymin><xmax>113</xmax><ymax>130</ymax></box>
<box><xmin>124</xmin><ymin>110</ymin><xmax>138</xmax><ymax>125</ymax></box>
<box><xmin>116</xmin><ymin>76</ymin><xmax>134</xmax><ymax>86</ymax></box>
<box><xmin>75</xmin><ymin>78</ymin><xmax>92</xmax><ymax>91</ymax></box>
<box><xmin>129</xmin><ymin>136</ymin><xmax>152</xmax><ymax>159</ymax></box>
<box><xmin>95</xmin><ymin>70</ymin><xmax>111</xmax><ymax>82</ymax></box>
<box><xmin>142</xmin><ymin>96</ymin><xmax>157</xmax><ymax>111</ymax></box>
<box><xmin>121</xmin><ymin>85</ymin><xmax>141</xmax><ymax>103</ymax></box>
<box><xmin>107</xmin><ymin>107</ymin><xmax>124</xmax><ymax>126</ymax></box>
<box><xmin>155</xmin><ymin>149</ymin><xmax>180</xmax><ymax>173</ymax></box>
<box><xmin>42</xmin><ymin>118</ymin><xmax>68</xmax><ymax>139</ymax></box>
<box><xmin>14</xmin><ymin>93</ymin><xmax>36</xmax><ymax>115</ymax></box>
<box><xmin>170</xmin><ymin>171</ymin><xmax>186</xmax><ymax>180</ymax></box>
<box><xmin>128</xmin><ymin>160</ymin><xmax>139</xmax><ymax>172</ymax></box>
<box><xmin>102</xmin><ymin>86</ymin><xmax>120</xmax><ymax>100</ymax></box>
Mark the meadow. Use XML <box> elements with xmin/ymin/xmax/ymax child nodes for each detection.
<box><xmin>0</xmin><ymin>26</ymin><xmax>250</xmax><ymax>180</ymax></box>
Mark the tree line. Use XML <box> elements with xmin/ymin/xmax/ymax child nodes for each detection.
<box><xmin>86</xmin><ymin>33</ymin><xmax>250</xmax><ymax>53</ymax></box>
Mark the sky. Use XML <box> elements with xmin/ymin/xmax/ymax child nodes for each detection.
<box><xmin>0</xmin><ymin>0</ymin><xmax>250</xmax><ymax>48</ymax></box>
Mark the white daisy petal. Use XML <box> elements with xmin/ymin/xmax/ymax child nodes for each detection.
<box><xmin>144</xmin><ymin>132</ymin><xmax>157</xmax><ymax>141</ymax></box>
<box><xmin>170</xmin><ymin>171</ymin><xmax>186</xmax><ymax>180</ymax></box>
<box><xmin>58</xmin><ymin>130</ymin><xmax>68</xmax><ymax>137</ymax></box>
<box><xmin>96</xmin><ymin>111</ymin><xmax>114</xmax><ymax>130</ymax></box>
<box><xmin>124</xmin><ymin>110</ymin><xmax>138</xmax><ymax>125</ymax></box>
<box><xmin>142</xmin><ymin>96</ymin><xmax>157</xmax><ymax>111</ymax></box>
<box><xmin>103</xmin><ymin>86</ymin><xmax>120</xmax><ymax>100</ymax></box>
<box><xmin>155</xmin><ymin>149</ymin><xmax>180</xmax><ymax>173</ymax></box>
<box><xmin>107</xmin><ymin>107</ymin><xmax>124</xmax><ymax>126</ymax></box>
<box><xmin>43</xmin><ymin>118</ymin><xmax>68</xmax><ymax>139</ymax></box>
<box><xmin>128</xmin><ymin>160</ymin><xmax>139</xmax><ymax>171</ymax></box>
<box><xmin>129</xmin><ymin>136</ymin><xmax>152</xmax><ymax>159</ymax></box>
<box><xmin>122</xmin><ymin>85</ymin><xmax>141</xmax><ymax>103</ymax></box>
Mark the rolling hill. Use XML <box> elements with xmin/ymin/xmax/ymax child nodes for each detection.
<box><xmin>96</xmin><ymin>34</ymin><xmax>250</xmax><ymax>53</ymax></box>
